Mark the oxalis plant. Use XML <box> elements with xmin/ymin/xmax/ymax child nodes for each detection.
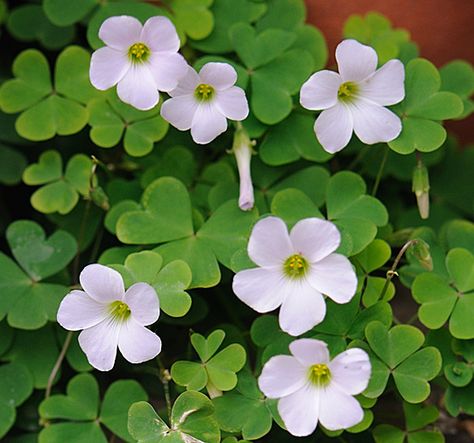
<box><xmin>0</xmin><ymin>1</ymin><xmax>473</xmax><ymax>442</ymax></box>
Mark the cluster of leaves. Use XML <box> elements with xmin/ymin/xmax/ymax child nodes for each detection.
<box><xmin>0</xmin><ymin>1</ymin><xmax>473</xmax><ymax>443</ymax></box>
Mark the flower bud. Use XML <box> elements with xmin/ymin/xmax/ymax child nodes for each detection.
<box><xmin>412</xmin><ymin>161</ymin><xmax>430</xmax><ymax>219</ymax></box>
<box><xmin>408</xmin><ymin>239</ymin><xmax>433</xmax><ymax>271</ymax></box>
<box><xmin>90</xmin><ymin>186</ymin><xmax>110</xmax><ymax>211</ymax></box>
<box><xmin>232</xmin><ymin>125</ymin><xmax>255</xmax><ymax>211</ymax></box>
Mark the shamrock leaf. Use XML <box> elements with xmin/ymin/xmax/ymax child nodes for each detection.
<box><xmin>87</xmin><ymin>91</ymin><xmax>169</xmax><ymax>157</ymax></box>
<box><xmin>7</xmin><ymin>4</ymin><xmax>75</xmax><ymax>50</ymax></box>
<box><xmin>0</xmin><ymin>220</ymin><xmax>76</xmax><ymax>329</ymax></box>
<box><xmin>171</xmin><ymin>329</ymin><xmax>246</xmax><ymax>395</ymax></box>
<box><xmin>0</xmin><ymin>46</ymin><xmax>98</xmax><ymax>141</ymax></box>
<box><xmin>440</xmin><ymin>60</ymin><xmax>474</xmax><ymax>119</ymax></box>
<box><xmin>259</xmin><ymin>112</ymin><xmax>332</xmax><ymax>165</ymax></box>
<box><xmin>128</xmin><ymin>391</ymin><xmax>220</xmax><ymax>443</ymax></box>
<box><xmin>439</xmin><ymin>219</ymin><xmax>474</xmax><ymax>254</ymax></box>
<box><xmin>190</xmin><ymin>0</ymin><xmax>267</xmax><ymax>53</ymax></box>
<box><xmin>255</xmin><ymin>0</ymin><xmax>305</xmax><ymax>32</ymax></box>
<box><xmin>108</xmin><ymin>250</ymin><xmax>192</xmax><ymax>317</ymax></box>
<box><xmin>213</xmin><ymin>370</ymin><xmax>273</xmax><ymax>440</ymax></box>
<box><xmin>412</xmin><ymin>248</ymin><xmax>474</xmax><ymax>339</ymax></box>
<box><xmin>445</xmin><ymin>379</ymin><xmax>474</xmax><ymax>417</ymax></box>
<box><xmin>39</xmin><ymin>373</ymin><xmax>148</xmax><ymax>443</ymax></box>
<box><xmin>23</xmin><ymin>150</ymin><xmax>93</xmax><ymax>214</ymax></box>
<box><xmin>0</xmin><ymin>144</ymin><xmax>27</xmax><ymax>185</ymax></box>
<box><xmin>326</xmin><ymin>171</ymin><xmax>389</xmax><ymax>255</ymax></box>
<box><xmin>0</xmin><ymin>363</ymin><xmax>34</xmax><ymax>439</ymax></box>
<box><xmin>365</xmin><ymin>321</ymin><xmax>442</xmax><ymax>402</ymax></box>
<box><xmin>167</xmin><ymin>0</ymin><xmax>214</xmax><ymax>40</ymax></box>
<box><xmin>43</xmin><ymin>0</ymin><xmax>99</xmax><ymax>26</ymax></box>
<box><xmin>389</xmin><ymin>58</ymin><xmax>464</xmax><ymax>154</ymax></box>
<box><xmin>373</xmin><ymin>402</ymin><xmax>444</xmax><ymax>443</ymax></box>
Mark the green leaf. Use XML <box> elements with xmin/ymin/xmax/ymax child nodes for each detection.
<box><xmin>207</xmin><ymin>344</ymin><xmax>246</xmax><ymax>391</ymax></box>
<box><xmin>355</xmin><ymin>239</ymin><xmax>392</xmax><ymax>274</ymax></box>
<box><xmin>446</xmin><ymin>248</ymin><xmax>474</xmax><ymax>292</ymax></box>
<box><xmin>117</xmin><ymin>177</ymin><xmax>194</xmax><ymax>244</ymax></box>
<box><xmin>373</xmin><ymin>424</ymin><xmax>405</xmax><ymax>443</ymax></box>
<box><xmin>43</xmin><ymin>0</ymin><xmax>98</xmax><ymax>26</ymax></box>
<box><xmin>271</xmin><ymin>189</ymin><xmax>323</xmax><ymax>227</ymax></box>
<box><xmin>291</xmin><ymin>25</ymin><xmax>328</xmax><ymax>71</ymax></box>
<box><xmin>23</xmin><ymin>150</ymin><xmax>62</xmax><ymax>185</ymax></box>
<box><xmin>444</xmin><ymin>361</ymin><xmax>473</xmax><ymax>387</ymax></box>
<box><xmin>191</xmin><ymin>330</ymin><xmax>226</xmax><ymax>362</ymax></box>
<box><xmin>171</xmin><ymin>361</ymin><xmax>208</xmax><ymax>391</ymax></box>
<box><xmin>168</xmin><ymin>0</ymin><xmax>213</xmax><ymax>40</ymax></box>
<box><xmin>445</xmin><ymin>380</ymin><xmax>474</xmax><ymax>416</ymax></box>
<box><xmin>259</xmin><ymin>113</ymin><xmax>332</xmax><ymax>165</ymax></box>
<box><xmin>440</xmin><ymin>60</ymin><xmax>474</xmax><ymax>119</ymax></box>
<box><xmin>0</xmin><ymin>144</ymin><xmax>27</xmax><ymax>185</ymax></box>
<box><xmin>404</xmin><ymin>402</ymin><xmax>439</xmax><ymax>432</ymax></box>
<box><xmin>255</xmin><ymin>0</ymin><xmax>305</xmax><ymax>32</ymax></box>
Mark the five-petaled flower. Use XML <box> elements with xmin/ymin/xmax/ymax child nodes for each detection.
<box><xmin>89</xmin><ymin>15</ymin><xmax>188</xmax><ymax>111</ymax></box>
<box><xmin>160</xmin><ymin>62</ymin><xmax>249</xmax><ymax>144</ymax></box>
<box><xmin>232</xmin><ymin>216</ymin><xmax>358</xmax><ymax>336</ymax></box>
<box><xmin>258</xmin><ymin>338</ymin><xmax>371</xmax><ymax>437</ymax></box>
<box><xmin>57</xmin><ymin>264</ymin><xmax>162</xmax><ymax>371</ymax></box>
<box><xmin>300</xmin><ymin>39</ymin><xmax>405</xmax><ymax>153</ymax></box>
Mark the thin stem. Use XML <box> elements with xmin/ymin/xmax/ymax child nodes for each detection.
<box><xmin>157</xmin><ymin>357</ymin><xmax>172</xmax><ymax>422</ymax></box>
<box><xmin>379</xmin><ymin>239</ymin><xmax>419</xmax><ymax>300</ymax></box>
<box><xmin>72</xmin><ymin>200</ymin><xmax>92</xmax><ymax>283</ymax></box>
<box><xmin>371</xmin><ymin>145</ymin><xmax>389</xmax><ymax>196</ymax></box>
<box><xmin>45</xmin><ymin>331</ymin><xmax>73</xmax><ymax>399</ymax></box>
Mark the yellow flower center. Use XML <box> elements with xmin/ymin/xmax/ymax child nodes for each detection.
<box><xmin>337</xmin><ymin>81</ymin><xmax>359</xmax><ymax>102</ymax></box>
<box><xmin>308</xmin><ymin>363</ymin><xmax>331</xmax><ymax>386</ymax></box>
<box><xmin>128</xmin><ymin>42</ymin><xmax>150</xmax><ymax>63</ymax></box>
<box><xmin>110</xmin><ymin>301</ymin><xmax>131</xmax><ymax>321</ymax></box>
<box><xmin>194</xmin><ymin>83</ymin><xmax>215</xmax><ymax>101</ymax></box>
<box><xmin>283</xmin><ymin>254</ymin><xmax>308</xmax><ymax>279</ymax></box>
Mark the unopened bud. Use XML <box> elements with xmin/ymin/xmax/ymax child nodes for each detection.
<box><xmin>412</xmin><ymin>161</ymin><xmax>430</xmax><ymax>219</ymax></box>
<box><xmin>90</xmin><ymin>186</ymin><xmax>110</xmax><ymax>211</ymax></box>
<box><xmin>232</xmin><ymin>124</ymin><xmax>255</xmax><ymax>211</ymax></box>
<box><xmin>408</xmin><ymin>239</ymin><xmax>433</xmax><ymax>271</ymax></box>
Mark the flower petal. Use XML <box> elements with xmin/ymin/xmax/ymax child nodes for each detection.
<box><xmin>89</xmin><ymin>47</ymin><xmax>129</xmax><ymax>91</ymax></box>
<box><xmin>248</xmin><ymin>216</ymin><xmax>293</xmax><ymax>267</ymax></box>
<box><xmin>232</xmin><ymin>267</ymin><xmax>286</xmax><ymax>313</ymax></box>
<box><xmin>215</xmin><ymin>87</ymin><xmax>249</xmax><ymax>121</ymax></box>
<box><xmin>360</xmin><ymin>59</ymin><xmax>405</xmax><ymax>106</ymax></box>
<box><xmin>289</xmin><ymin>338</ymin><xmax>330</xmax><ymax>366</ymax></box>
<box><xmin>141</xmin><ymin>16</ymin><xmax>180</xmax><ymax>53</ymax></box>
<box><xmin>99</xmin><ymin>16</ymin><xmax>142</xmax><ymax>51</ymax></box>
<box><xmin>336</xmin><ymin>39</ymin><xmax>378</xmax><ymax>82</ymax></box>
<box><xmin>307</xmin><ymin>253</ymin><xmax>357</xmax><ymax>304</ymax></box>
<box><xmin>258</xmin><ymin>355</ymin><xmax>307</xmax><ymax>398</ymax></box>
<box><xmin>278</xmin><ymin>282</ymin><xmax>326</xmax><ymax>336</ymax></box>
<box><xmin>351</xmin><ymin>100</ymin><xmax>402</xmax><ymax>144</ymax></box>
<box><xmin>289</xmin><ymin>218</ymin><xmax>341</xmax><ymax>263</ymax></box>
<box><xmin>78</xmin><ymin>317</ymin><xmax>120</xmax><ymax>371</ymax></box>
<box><xmin>169</xmin><ymin>66</ymin><xmax>200</xmax><ymax>97</ymax></box>
<box><xmin>160</xmin><ymin>95</ymin><xmax>198</xmax><ymax>130</ymax></box>
<box><xmin>318</xmin><ymin>384</ymin><xmax>364</xmax><ymax>430</ymax></box>
<box><xmin>147</xmin><ymin>53</ymin><xmax>188</xmax><ymax>92</ymax></box>
<box><xmin>278</xmin><ymin>384</ymin><xmax>320</xmax><ymax>437</ymax></box>
<box><xmin>329</xmin><ymin>348</ymin><xmax>371</xmax><ymax>395</ymax></box>
<box><xmin>199</xmin><ymin>62</ymin><xmax>237</xmax><ymax>90</ymax></box>
<box><xmin>314</xmin><ymin>103</ymin><xmax>353</xmax><ymax>153</ymax></box>
<box><xmin>118</xmin><ymin>319</ymin><xmax>162</xmax><ymax>364</ymax></box>
<box><xmin>80</xmin><ymin>264</ymin><xmax>125</xmax><ymax>303</ymax></box>
<box><xmin>124</xmin><ymin>282</ymin><xmax>160</xmax><ymax>326</ymax></box>
<box><xmin>190</xmin><ymin>103</ymin><xmax>227</xmax><ymax>144</ymax></box>
<box><xmin>116</xmin><ymin>64</ymin><xmax>159</xmax><ymax>111</ymax></box>
<box><xmin>300</xmin><ymin>70</ymin><xmax>342</xmax><ymax>110</ymax></box>
<box><xmin>57</xmin><ymin>290</ymin><xmax>109</xmax><ymax>331</ymax></box>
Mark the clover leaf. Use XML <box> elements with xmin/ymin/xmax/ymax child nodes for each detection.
<box><xmin>43</xmin><ymin>0</ymin><xmax>99</xmax><ymax>26</ymax></box>
<box><xmin>128</xmin><ymin>391</ymin><xmax>220</xmax><ymax>443</ymax></box>
<box><xmin>0</xmin><ymin>46</ymin><xmax>98</xmax><ymax>141</ymax></box>
<box><xmin>440</xmin><ymin>60</ymin><xmax>474</xmax><ymax>119</ymax></box>
<box><xmin>0</xmin><ymin>144</ymin><xmax>27</xmax><ymax>185</ymax></box>
<box><xmin>389</xmin><ymin>58</ymin><xmax>464</xmax><ymax>154</ymax></box>
<box><xmin>167</xmin><ymin>0</ymin><xmax>214</xmax><ymax>40</ymax></box>
<box><xmin>87</xmin><ymin>91</ymin><xmax>169</xmax><ymax>157</ymax></box>
<box><xmin>213</xmin><ymin>370</ymin><xmax>273</xmax><ymax>440</ymax></box>
<box><xmin>108</xmin><ymin>250</ymin><xmax>192</xmax><ymax>317</ymax></box>
<box><xmin>445</xmin><ymin>378</ymin><xmax>474</xmax><ymax>417</ymax></box>
<box><xmin>171</xmin><ymin>329</ymin><xmax>246</xmax><ymax>395</ymax></box>
<box><xmin>326</xmin><ymin>171</ymin><xmax>389</xmax><ymax>255</ymax></box>
<box><xmin>7</xmin><ymin>4</ymin><xmax>75</xmax><ymax>50</ymax></box>
<box><xmin>39</xmin><ymin>373</ymin><xmax>148</xmax><ymax>443</ymax></box>
<box><xmin>255</xmin><ymin>0</ymin><xmax>305</xmax><ymax>32</ymax></box>
<box><xmin>412</xmin><ymin>248</ymin><xmax>474</xmax><ymax>339</ymax></box>
<box><xmin>23</xmin><ymin>150</ymin><xmax>93</xmax><ymax>215</ymax></box>
<box><xmin>0</xmin><ymin>363</ymin><xmax>34</xmax><ymax>439</ymax></box>
<box><xmin>0</xmin><ymin>220</ymin><xmax>76</xmax><ymax>329</ymax></box>
<box><xmin>365</xmin><ymin>321</ymin><xmax>442</xmax><ymax>402</ymax></box>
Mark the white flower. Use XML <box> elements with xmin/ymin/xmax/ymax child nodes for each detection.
<box><xmin>258</xmin><ymin>339</ymin><xmax>371</xmax><ymax>437</ymax></box>
<box><xmin>160</xmin><ymin>62</ymin><xmax>249</xmax><ymax>144</ymax></box>
<box><xmin>300</xmin><ymin>39</ymin><xmax>405</xmax><ymax>153</ymax></box>
<box><xmin>89</xmin><ymin>15</ymin><xmax>188</xmax><ymax>111</ymax></box>
<box><xmin>57</xmin><ymin>264</ymin><xmax>161</xmax><ymax>371</ymax></box>
<box><xmin>233</xmin><ymin>124</ymin><xmax>255</xmax><ymax>211</ymax></box>
<box><xmin>232</xmin><ymin>216</ymin><xmax>357</xmax><ymax>336</ymax></box>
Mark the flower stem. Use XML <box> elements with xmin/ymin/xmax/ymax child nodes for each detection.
<box><xmin>45</xmin><ymin>331</ymin><xmax>73</xmax><ymax>399</ymax></box>
<box><xmin>157</xmin><ymin>357</ymin><xmax>172</xmax><ymax>422</ymax></box>
<box><xmin>371</xmin><ymin>145</ymin><xmax>389</xmax><ymax>196</ymax></box>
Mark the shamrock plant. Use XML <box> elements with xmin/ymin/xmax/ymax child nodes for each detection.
<box><xmin>0</xmin><ymin>0</ymin><xmax>473</xmax><ymax>442</ymax></box>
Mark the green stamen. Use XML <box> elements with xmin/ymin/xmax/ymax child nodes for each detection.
<box><xmin>283</xmin><ymin>254</ymin><xmax>308</xmax><ymax>279</ymax></box>
<box><xmin>337</xmin><ymin>81</ymin><xmax>358</xmax><ymax>102</ymax></box>
<box><xmin>109</xmin><ymin>301</ymin><xmax>131</xmax><ymax>321</ymax></box>
<box><xmin>194</xmin><ymin>83</ymin><xmax>215</xmax><ymax>101</ymax></box>
<box><xmin>308</xmin><ymin>363</ymin><xmax>331</xmax><ymax>386</ymax></box>
<box><xmin>128</xmin><ymin>42</ymin><xmax>150</xmax><ymax>63</ymax></box>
